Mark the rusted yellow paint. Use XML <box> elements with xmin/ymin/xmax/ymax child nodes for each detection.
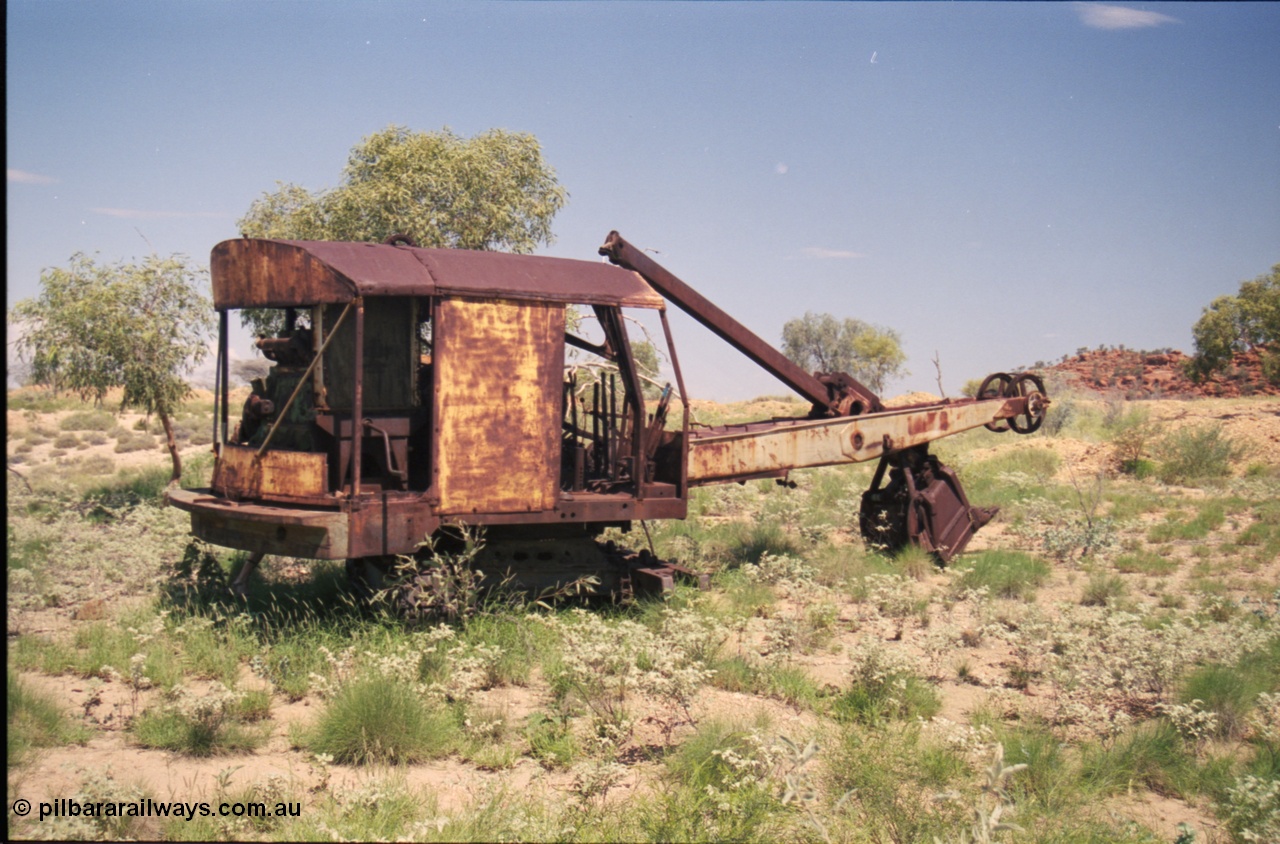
<box><xmin>434</xmin><ymin>297</ymin><xmax>565</xmax><ymax>515</ymax></box>
<box><xmin>688</xmin><ymin>398</ymin><xmax>1013</xmax><ymax>484</ymax></box>
<box><xmin>212</xmin><ymin>444</ymin><xmax>328</xmax><ymax>499</ymax></box>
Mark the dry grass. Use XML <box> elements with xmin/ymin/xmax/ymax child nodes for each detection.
<box><xmin>6</xmin><ymin>390</ymin><xmax>1279</xmax><ymax>842</ymax></box>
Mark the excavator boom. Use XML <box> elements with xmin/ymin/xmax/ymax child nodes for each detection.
<box><xmin>600</xmin><ymin>231</ymin><xmax>1050</xmax><ymax>562</ymax></box>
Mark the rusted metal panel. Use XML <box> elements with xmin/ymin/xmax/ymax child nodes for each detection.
<box><xmin>434</xmin><ymin>297</ymin><xmax>565</xmax><ymax>515</ymax></box>
<box><xmin>687</xmin><ymin>398</ymin><xmax>1017</xmax><ymax>484</ymax></box>
<box><xmin>413</xmin><ymin>249</ymin><xmax>664</xmax><ymax>309</ymax></box>
<box><xmin>211</xmin><ymin>444</ymin><xmax>328</xmax><ymax>500</ymax></box>
<box><xmin>211</xmin><ymin>239</ymin><xmax>664</xmax><ymax>309</ymax></box>
<box><xmin>322</xmin><ymin>298</ymin><xmax>416</xmax><ymax>412</ymax></box>
<box><xmin>211</xmin><ymin>240</ymin><xmax>364</xmax><ymax>308</ymax></box>
<box><xmin>167</xmin><ymin>487</ymin><xmax>349</xmax><ymax>558</ymax></box>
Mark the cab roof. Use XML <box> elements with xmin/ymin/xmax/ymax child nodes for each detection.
<box><xmin>210</xmin><ymin>239</ymin><xmax>665</xmax><ymax>310</ymax></box>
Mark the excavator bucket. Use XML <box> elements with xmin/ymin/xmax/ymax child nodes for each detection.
<box><xmin>858</xmin><ymin>446</ymin><xmax>998</xmax><ymax>563</ymax></box>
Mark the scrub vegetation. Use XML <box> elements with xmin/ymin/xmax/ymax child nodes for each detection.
<box><xmin>7</xmin><ymin>388</ymin><xmax>1280</xmax><ymax>842</ymax></box>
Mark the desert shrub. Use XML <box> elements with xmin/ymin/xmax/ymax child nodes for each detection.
<box><xmin>377</xmin><ymin>536</ymin><xmax>488</xmax><ymax>622</ymax></box>
<box><xmin>545</xmin><ymin>608</ymin><xmax>719</xmax><ymax>751</ymax></box>
<box><xmin>1109</xmin><ymin>408</ymin><xmax>1160</xmax><ymax>474</ymax></box>
<box><xmin>826</xmin><ymin>724</ymin><xmax>966</xmax><ymax>842</ymax></box>
<box><xmin>53</xmin><ymin>432</ymin><xmax>80</xmax><ymax>449</ymax></box>
<box><xmin>133</xmin><ymin>682</ymin><xmax>266</xmax><ymax>756</ymax></box>
<box><xmin>834</xmin><ymin>640</ymin><xmax>940</xmax><ymax>725</ymax></box>
<box><xmin>954</xmin><ymin>550</ymin><xmax>1050</xmax><ymax>600</ymax></box>
<box><xmin>232</xmin><ymin>688</ymin><xmax>273</xmax><ymax>723</ymax></box>
<box><xmin>1181</xmin><ymin>665</ymin><xmax>1255</xmax><ymax>741</ymax></box>
<box><xmin>82</xmin><ymin>465</ymin><xmax>172</xmax><ymax>511</ymax></box>
<box><xmin>29</xmin><ymin>771</ymin><xmax>154</xmax><ymax>840</ymax></box>
<box><xmin>663</xmin><ymin>718</ymin><xmax>778</xmax><ymax>795</ymax></box>
<box><xmin>43</xmin><ymin>619</ymin><xmax>164</xmax><ymax>682</ymax></box>
<box><xmin>1219</xmin><ymin>773</ymin><xmax>1280</xmax><ymax>844</ymax></box>
<box><xmin>716</xmin><ymin>567</ymin><xmax>777</xmax><ymax>618</ymax></box>
<box><xmin>1040</xmin><ymin>395</ymin><xmax>1076</xmax><ymax>437</ymax></box>
<box><xmin>59</xmin><ymin>410</ymin><xmax>115</xmax><ymax>432</ymax></box>
<box><xmin>958</xmin><ymin>447</ymin><xmax>1061</xmax><ymax>513</ymax></box>
<box><xmin>8</xmin><ymin>670</ymin><xmax>89</xmax><ymax>766</ymax></box>
<box><xmin>460</xmin><ymin>611</ymin><xmax>555</xmax><ymax>687</ymax></box>
<box><xmin>1156</xmin><ymin>424</ymin><xmax>1247</xmax><ymax>485</ymax></box>
<box><xmin>1237</xmin><ymin>502</ymin><xmax>1280</xmax><ymax>564</ymax></box>
<box><xmin>639</xmin><ymin>718</ymin><xmax>790</xmax><ymax>842</ymax></box>
<box><xmin>172</xmin><ymin>610</ymin><xmax>261</xmax><ymax>684</ymax></box>
<box><xmin>978</xmin><ymin>446</ymin><xmax>1062</xmax><ymax>479</ymax></box>
<box><xmin>76</xmin><ymin>454</ymin><xmax>116</xmax><ymax>476</ymax></box>
<box><xmin>1080</xmin><ymin>574</ymin><xmax>1127</xmax><ymax>607</ymax></box>
<box><xmin>525</xmin><ymin>712</ymin><xmax>578</xmax><ymax>769</ymax></box>
<box><xmin>1012</xmin><ymin>496</ymin><xmax>1118</xmax><ymax>561</ymax></box>
<box><xmin>305</xmin><ymin>674</ymin><xmax>459</xmax><ymax>764</ymax></box>
<box><xmin>112</xmin><ymin>430</ymin><xmax>156</xmax><ymax>455</ymax></box>
<box><xmin>8</xmin><ymin>521</ymin><xmax>54</xmax><ymax>576</ymax></box>
<box><xmin>1113</xmin><ymin>550</ymin><xmax>1178</xmax><ymax>576</ymax></box>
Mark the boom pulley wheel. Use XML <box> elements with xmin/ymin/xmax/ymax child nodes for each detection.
<box><xmin>1007</xmin><ymin>372</ymin><xmax>1047</xmax><ymax>434</ymax></box>
<box><xmin>977</xmin><ymin>372</ymin><xmax>1013</xmax><ymax>432</ymax></box>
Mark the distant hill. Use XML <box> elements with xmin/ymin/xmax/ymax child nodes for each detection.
<box><xmin>1043</xmin><ymin>348</ymin><xmax>1279</xmax><ymax>399</ymax></box>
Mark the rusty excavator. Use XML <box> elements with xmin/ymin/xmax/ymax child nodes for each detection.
<box><xmin>167</xmin><ymin>231</ymin><xmax>1048</xmax><ymax>597</ymax></box>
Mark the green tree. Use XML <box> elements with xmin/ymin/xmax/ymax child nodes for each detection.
<box><xmin>632</xmin><ymin>339</ymin><xmax>662</xmax><ymax>400</ymax></box>
<box><xmin>781</xmin><ymin>311</ymin><xmax>908</xmax><ymax>394</ymax></box>
<box><xmin>14</xmin><ymin>254</ymin><xmax>213</xmax><ymax>482</ymax></box>
<box><xmin>1188</xmin><ymin>264</ymin><xmax>1280</xmax><ymax>383</ymax></box>
<box><xmin>238</xmin><ymin>125</ymin><xmax>565</xmax><ymax>251</ymax></box>
<box><xmin>236</xmin><ymin>125</ymin><xmax>567</xmax><ymax>338</ymax></box>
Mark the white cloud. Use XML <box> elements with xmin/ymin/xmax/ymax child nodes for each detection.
<box><xmin>801</xmin><ymin>247</ymin><xmax>866</xmax><ymax>259</ymax></box>
<box><xmin>8</xmin><ymin>168</ymin><xmax>58</xmax><ymax>184</ymax></box>
<box><xmin>91</xmin><ymin>207</ymin><xmax>226</xmax><ymax>220</ymax></box>
<box><xmin>1074</xmin><ymin>3</ymin><xmax>1179</xmax><ymax>30</ymax></box>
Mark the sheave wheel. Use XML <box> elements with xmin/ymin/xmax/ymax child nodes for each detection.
<box><xmin>977</xmin><ymin>372</ymin><xmax>1013</xmax><ymax>433</ymax></box>
<box><xmin>1008</xmin><ymin>373</ymin><xmax>1048</xmax><ymax>434</ymax></box>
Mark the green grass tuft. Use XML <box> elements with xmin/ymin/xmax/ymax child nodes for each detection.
<box><xmin>1113</xmin><ymin>550</ymin><xmax>1179</xmax><ymax>576</ymax></box>
<box><xmin>954</xmin><ymin>550</ymin><xmax>1051</xmax><ymax>600</ymax></box>
<box><xmin>8</xmin><ymin>671</ymin><xmax>89</xmax><ymax>766</ymax></box>
<box><xmin>305</xmin><ymin>674</ymin><xmax>459</xmax><ymax>764</ymax></box>
<box><xmin>1080</xmin><ymin>573</ymin><xmax>1127</xmax><ymax>607</ymax></box>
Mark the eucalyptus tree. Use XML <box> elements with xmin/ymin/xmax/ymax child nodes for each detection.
<box><xmin>236</xmin><ymin>125</ymin><xmax>566</xmax><ymax>337</ymax></box>
<box><xmin>14</xmin><ymin>254</ymin><xmax>213</xmax><ymax>482</ymax></box>
<box><xmin>781</xmin><ymin>311</ymin><xmax>908</xmax><ymax>394</ymax></box>
<box><xmin>1188</xmin><ymin>263</ymin><xmax>1280</xmax><ymax>383</ymax></box>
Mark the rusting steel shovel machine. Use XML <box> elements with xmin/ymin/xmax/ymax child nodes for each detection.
<box><xmin>168</xmin><ymin>231</ymin><xmax>1048</xmax><ymax>597</ymax></box>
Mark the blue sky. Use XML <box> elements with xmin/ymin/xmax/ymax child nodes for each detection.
<box><xmin>7</xmin><ymin>1</ymin><xmax>1279</xmax><ymax>399</ymax></box>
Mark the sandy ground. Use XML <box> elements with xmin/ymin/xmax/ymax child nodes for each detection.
<box><xmin>7</xmin><ymin>391</ymin><xmax>1277</xmax><ymax>841</ymax></box>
